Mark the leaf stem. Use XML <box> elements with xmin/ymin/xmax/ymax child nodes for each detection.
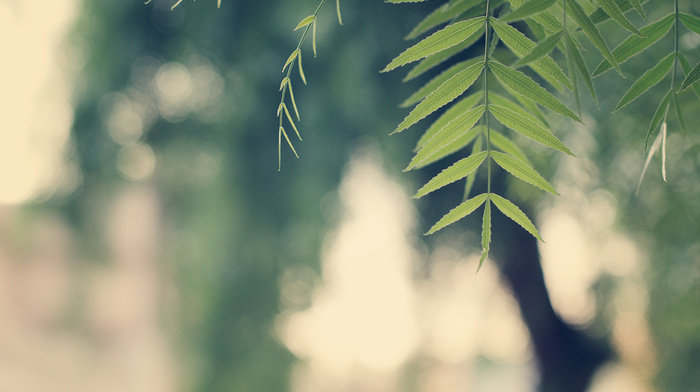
<box><xmin>671</xmin><ymin>0</ymin><xmax>679</xmax><ymax>87</ymax></box>
<box><xmin>484</xmin><ymin>0</ymin><xmax>492</xmax><ymax>195</ymax></box>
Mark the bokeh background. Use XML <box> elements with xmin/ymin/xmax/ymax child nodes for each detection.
<box><xmin>1</xmin><ymin>0</ymin><xmax>699</xmax><ymax>391</ymax></box>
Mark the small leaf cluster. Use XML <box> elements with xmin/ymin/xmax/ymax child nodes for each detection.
<box><xmin>277</xmin><ymin>0</ymin><xmax>343</xmax><ymax>170</ymax></box>
<box><xmin>382</xmin><ymin>0</ymin><xmax>699</xmax><ymax>269</ymax></box>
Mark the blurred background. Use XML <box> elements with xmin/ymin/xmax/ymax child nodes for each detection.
<box><xmin>1</xmin><ymin>0</ymin><xmax>699</xmax><ymax>391</ymax></box>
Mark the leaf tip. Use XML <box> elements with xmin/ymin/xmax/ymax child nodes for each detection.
<box><xmin>476</xmin><ymin>251</ymin><xmax>488</xmax><ymax>273</ymax></box>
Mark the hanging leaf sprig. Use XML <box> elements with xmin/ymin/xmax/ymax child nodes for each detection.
<box><xmin>277</xmin><ymin>0</ymin><xmax>343</xmax><ymax>170</ymax></box>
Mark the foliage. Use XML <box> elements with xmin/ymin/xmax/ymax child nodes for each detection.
<box><xmin>277</xmin><ymin>0</ymin><xmax>344</xmax><ymax>169</ymax></box>
<box><xmin>279</xmin><ymin>0</ymin><xmax>700</xmax><ymax>270</ymax></box>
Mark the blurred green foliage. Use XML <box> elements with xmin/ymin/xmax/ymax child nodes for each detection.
<box><xmin>66</xmin><ymin>0</ymin><xmax>431</xmax><ymax>390</ymax></box>
<box><xmin>63</xmin><ymin>0</ymin><xmax>700</xmax><ymax>391</ymax></box>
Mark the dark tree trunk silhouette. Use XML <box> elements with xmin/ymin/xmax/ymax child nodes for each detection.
<box><xmin>490</xmin><ymin>194</ymin><xmax>612</xmax><ymax>392</ymax></box>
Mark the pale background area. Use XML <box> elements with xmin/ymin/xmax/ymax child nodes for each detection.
<box><xmin>0</xmin><ymin>0</ymin><xmax>654</xmax><ymax>391</ymax></box>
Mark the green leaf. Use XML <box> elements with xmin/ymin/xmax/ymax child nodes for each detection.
<box><xmin>491</xmin><ymin>193</ymin><xmax>543</xmax><ymax>241</ymax></box>
<box><xmin>490</xmin><ymin>129</ymin><xmax>531</xmax><ymax>164</ymax></box>
<box><xmin>526</xmin><ymin>18</ymin><xmax>548</xmax><ymax>40</ymax></box>
<box><xmin>280</xmin><ymin>126</ymin><xmax>299</xmax><ymax>158</ymax></box>
<box><xmin>282</xmin><ymin>103</ymin><xmax>301</xmax><ymax>140</ymax></box>
<box><xmin>593</xmin><ymin>14</ymin><xmax>674</xmax><ymax>77</ymax></box>
<box><xmin>414</xmin><ymin>126</ymin><xmax>485</xmax><ymax>169</ymax></box>
<box><xmin>590</xmin><ymin>0</ymin><xmax>649</xmax><ymax>25</ymax></box>
<box><xmin>491</xmin><ymin>90</ymin><xmax>550</xmax><ymax>126</ymax></box>
<box><xmin>336</xmin><ymin>0</ymin><xmax>343</xmax><ymax>25</ymax></box>
<box><xmin>413</xmin><ymin>151</ymin><xmax>488</xmax><ymax>198</ymax></box>
<box><xmin>405</xmin><ymin>0</ymin><xmax>483</xmax><ymax>39</ymax></box>
<box><xmin>386</xmin><ymin>0</ymin><xmax>430</xmax><ymax>3</ymax></box>
<box><xmin>567</xmin><ymin>0</ymin><xmax>622</xmax><ymax>75</ymax></box>
<box><xmin>279</xmin><ymin>77</ymin><xmax>289</xmax><ymax>91</ymax></box>
<box><xmin>405</xmin><ymin>3</ymin><xmax>451</xmax><ymax>40</ymax></box>
<box><xmin>283</xmin><ymin>49</ymin><xmax>299</xmax><ymax>72</ymax></box>
<box><xmin>491</xmin><ymin>151</ymin><xmax>559</xmax><ymax>194</ymax></box>
<box><xmin>382</xmin><ymin>16</ymin><xmax>486</xmax><ymax>72</ymax></box>
<box><xmin>679</xmin><ymin>12</ymin><xmax>700</xmax><ymax>36</ymax></box>
<box><xmin>596</xmin><ymin>0</ymin><xmax>643</xmax><ymax>36</ymax></box>
<box><xmin>644</xmin><ymin>89</ymin><xmax>671</xmax><ymax>152</ymax></box>
<box><xmin>637</xmin><ymin>121</ymin><xmax>665</xmax><ymax>194</ymax></box>
<box><xmin>426</xmin><ymin>193</ymin><xmax>489</xmax><ymax>235</ymax></box>
<box><xmin>404</xmin><ymin>26</ymin><xmax>485</xmax><ymax>81</ymax></box>
<box><xmin>530</xmin><ymin>10</ymin><xmax>564</xmax><ymax>34</ymax></box>
<box><xmin>565</xmin><ymin>32</ymin><xmax>599</xmax><ymax>107</ymax></box>
<box><xmin>460</xmin><ymin>0</ymin><xmax>508</xmax><ymax>20</ymax></box>
<box><xmin>401</xmin><ymin>59</ymin><xmax>481</xmax><ymax>108</ymax></box>
<box><xmin>407</xmin><ymin>105</ymin><xmax>486</xmax><ymax>170</ymax></box>
<box><xmin>671</xmin><ymin>92</ymin><xmax>687</xmax><ymax>136</ymax></box>
<box><xmin>678</xmin><ymin>53</ymin><xmax>700</xmax><ymax>102</ymax></box>
<box><xmin>506</xmin><ymin>0</ymin><xmax>562</xmax><ymax>33</ymax></box>
<box><xmin>489</xmin><ymin>104</ymin><xmax>574</xmax><ymax>155</ymax></box>
<box><xmin>298</xmin><ymin>51</ymin><xmax>307</xmax><ymax>84</ymax></box>
<box><xmin>679</xmin><ymin>61</ymin><xmax>700</xmax><ymax>92</ymax></box>
<box><xmin>415</xmin><ymin>92</ymin><xmax>483</xmax><ymax>151</ymax></box>
<box><xmin>464</xmin><ymin>135</ymin><xmax>483</xmax><ymax>199</ymax></box>
<box><xmin>394</xmin><ymin>61</ymin><xmax>484</xmax><ymax>134</ymax></box>
<box><xmin>478</xmin><ymin>200</ymin><xmax>491</xmax><ymax>271</ymax></box>
<box><xmin>614</xmin><ymin>52</ymin><xmax>675</xmax><ymax>111</ymax></box>
<box><xmin>629</xmin><ymin>0</ymin><xmax>647</xmax><ymax>20</ymax></box>
<box><xmin>501</xmin><ymin>0</ymin><xmax>556</xmax><ymax>23</ymax></box>
<box><xmin>566</xmin><ymin>40</ymin><xmax>581</xmax><ymax>117</ymax></box>
<box><xmin>513</xmin><ymin>31</ymin><xmax>562</xmax><ymax>68</ymax></box>
<box><xmin>287</xmin><ymin>80</ymin><xmax>300</xmax><ymax>120</ymax></box>
<box><xmin>489</xmin><ymin>61</ymin><xmax>581</xmax><ymax>122</ymax></box>
<box><xmin>491</xmin><ymin>19</ymin><xmax>572</xmax><ymax>91</ymax></box>
<box><xmin>489</xmin><ymin>92</ymin><xmax>546</xmax><ymax>126</ymax></box>
<box><xmin>312</xmin><ymin>20</ymin><xmax>317</xmax><ymax>57</ymax></box>
<box><xmin>294</xmin><ymin>15</ymin><xmax>315</xmax><ymax>31</ymax></box>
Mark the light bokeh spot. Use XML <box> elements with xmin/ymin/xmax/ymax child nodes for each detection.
<box><xmin>0</xmin><ymin>0</ymin><xmax>77</xmax><ymax>204</ymax></box>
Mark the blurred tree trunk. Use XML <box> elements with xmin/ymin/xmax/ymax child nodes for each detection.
<box><xmin>490</xmin><ymin>197</ymin><xmax>612</xmax><ymax>392</ymax></box>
